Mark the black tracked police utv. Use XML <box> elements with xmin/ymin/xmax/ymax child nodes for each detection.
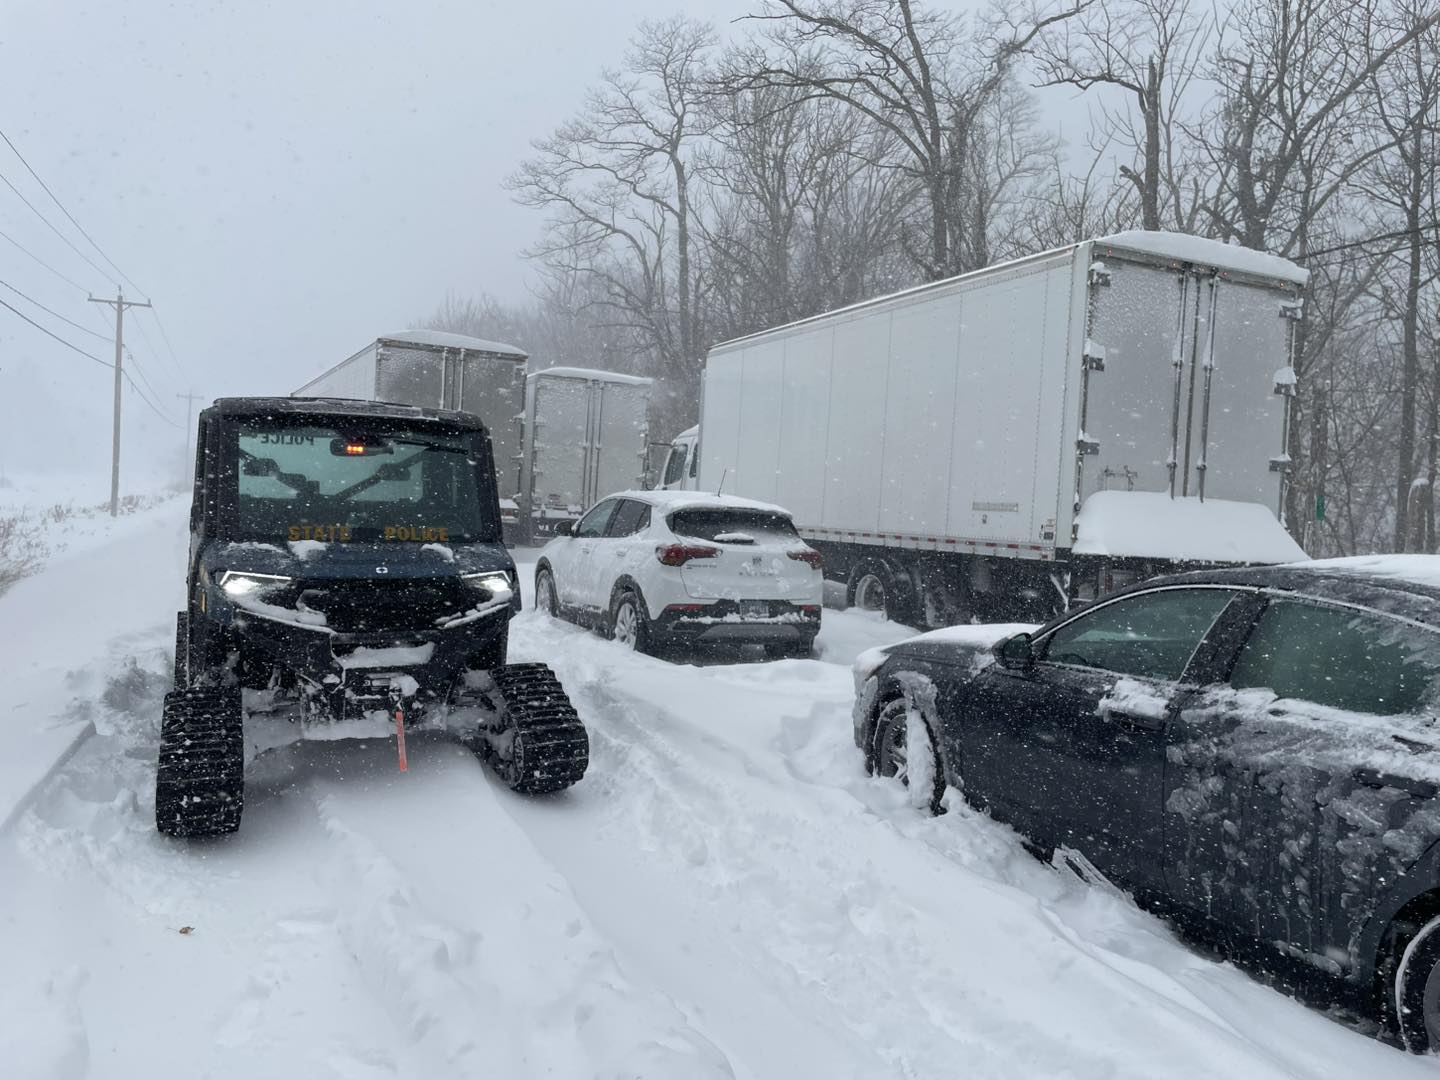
<box><xmin>158</xmin><ymin>396</ymin><xmax>588</xmax><ymax>837</ymax></box>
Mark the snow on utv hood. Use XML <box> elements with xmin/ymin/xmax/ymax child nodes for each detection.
<box><xmin>1072</xmin><ymin>491</ymin><xmax>1307</xmax><ymax>565</ymax></box>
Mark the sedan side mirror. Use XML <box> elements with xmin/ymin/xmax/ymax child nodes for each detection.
<box><xmin>554</xmin><ymin>519</ymin><xmax>574</xmax><ymax>537</ymax></box>
<box><xmin>995</xmin><ymin>632</ymin><xmax>1035</xmax><ymax>671</ymax></box>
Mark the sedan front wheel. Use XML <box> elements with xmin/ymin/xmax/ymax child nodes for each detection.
<box><xmin>872</xmin><ymin>695</ymin><xmax>945</xmax><ymax>815</ymax></box>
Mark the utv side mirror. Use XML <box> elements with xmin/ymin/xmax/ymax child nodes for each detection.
<box><xmin>995</xmin><ymin>633</ymin><xmax>1035</xmax><ymax>671</ymax></box>
<box><xmin>554</xmin><ymin>519</ymin><xmax>574</xmax><ymax>537</ymax></box>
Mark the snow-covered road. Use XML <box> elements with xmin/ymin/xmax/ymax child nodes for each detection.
<box><xmin>1</xmin><ymin>501</ymin><xmax>1433</xmax><ymax>1078</ymax></box>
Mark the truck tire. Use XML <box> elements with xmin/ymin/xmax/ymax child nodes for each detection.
<box><xmin>477</xmin><ymin>663</ymin><xmax>589</xmax><ymax>795</ymax></box>
<box><xmin>847</xmin><ymin>559</ymin><xmax>919</xmax><ymax>626</ymax></box>
<box><xmin>155</xmin><ymin>687</ymin><xmax>245</xmax><ymax>837</ymax></box>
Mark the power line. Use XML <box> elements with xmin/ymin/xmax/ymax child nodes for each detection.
<box><xmin>0</xmin><ymin>276</ymin><xmax>108</xmax><ymax>340</ymax></box>
<box><xmin>0</xmin><ymin>292</ymin><xmax>110</xmax><ymax>367</ymax></box>
<box><xmin>0</xmin><ymin>126</ymin><xmax>145</xmax><ymax>296</ymax></box>
<box><xmin>147</xmin><ymin>308</ymin><xmax>185</xmax><ymax>375</ymax></box>
<box><xmin>0</xmin><ymin>165</ymin><xmax>113</xmax><ymax>287</ymax></box>
<box><xmin>122</xmin><ymin>364</ymin><xmax>182</xmax><ymax>428</ymax></box>
<box><xmin>129</xmin><ymin>310</ymin><xmax>183</xmax><ymax>380</ymax></box>
<box><xmin>0</xmin><ymin>225</ymin><xmax>90</xmax><ymax>293</ymax></box>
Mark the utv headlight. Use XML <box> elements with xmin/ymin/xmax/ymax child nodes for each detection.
<box><xmin>219</xmin><ymin>570</ymin><xmax>292</xmax><ymax>598</ymax></box>
<box><xmin>461</xmin><ymin>571</ymin><xmax>514</xmax><ymax>597</ymax></box>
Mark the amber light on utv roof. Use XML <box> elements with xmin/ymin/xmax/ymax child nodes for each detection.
<box><xmin>656</xmin><ymin>543</ymin><xmax>720</xmax><ymax>566</ymax></box>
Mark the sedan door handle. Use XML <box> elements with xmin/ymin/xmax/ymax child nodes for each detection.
<box><xmin>1108</xmin><ymin>710</ymin><xmax>1165</xmax><ymax>733</ymax></box>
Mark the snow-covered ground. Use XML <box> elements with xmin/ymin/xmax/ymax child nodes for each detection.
<box><xmin>0</xmin><ymin>505</ymin><xmax>1433</xmax><ymax>1078</ymax></box>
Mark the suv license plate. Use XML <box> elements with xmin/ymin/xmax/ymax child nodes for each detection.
<box><xmin>740</xmin><ymin>600</ymin><xmax>769</xmax><ymax>619</ymax></box>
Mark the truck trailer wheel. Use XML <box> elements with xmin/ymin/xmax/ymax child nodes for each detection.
<box><xmin>155</xmin><ymin>687</ymin><xmax>245</xmax><ymax>837</ymax></box>
<box><xmin>477</xmin><ymin>663</ymin><xmax>589</xmax><ymax>795</ymax></box>
<box><xmin>847</xmin><ymin>560</ymin><xmax>919</xmax><ymax>626</ymax></box>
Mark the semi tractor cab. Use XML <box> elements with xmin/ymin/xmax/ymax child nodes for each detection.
<box><xmin>659</xmin><ymin>425</ymin><xmax>699</xmax><ymax>492</ymax></box>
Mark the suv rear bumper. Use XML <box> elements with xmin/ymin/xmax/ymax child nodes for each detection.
<box><xmin>652</xmin><ymin>599</ymin><xmax>820</xmax><ymax>645</ymax></box>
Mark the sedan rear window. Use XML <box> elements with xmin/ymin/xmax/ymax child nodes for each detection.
<box><xmin>669</xmin><ymin>508</ymin><xmax>798</xmax><ymax>544</ymax></box>
<box><xmin>1230</xmin><ymin>601</ymin><xmax>1440</xmax><ymax>716</ymax></box>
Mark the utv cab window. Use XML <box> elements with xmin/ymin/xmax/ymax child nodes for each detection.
<box><xmin>1041</xmin><ymin>587</ymin><xmax>1238</xmax><ymax>682</ymax></box>
<box><xmin>229</xmin><ymin>419</ymin><xmax>497</xmax><ymax>543</ymax></box>
<box><xmin>1230</xmin><ymin>601</ymin><xmax>1440</xmax><ymax>716</ymax></box>
<box><xmin>574</xmin><ymin>499</ymin><xmax>619</xmax><ymax>539</ymax></box>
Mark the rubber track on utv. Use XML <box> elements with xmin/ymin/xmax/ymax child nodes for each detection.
<box><xmin>486</xmin><ymin>663</ymin><xmax>589</xmax><ymax>794</ymax></box>
<box><xmin>156</xmin><ymin>687</ymin><xmax>244</xmax><ymax>837</ymax></box>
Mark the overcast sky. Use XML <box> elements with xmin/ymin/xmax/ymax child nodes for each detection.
<box><xmin>0</xmin><ymin>0</ymin><xmax>1079</xmax><ymax>493</ymax></box>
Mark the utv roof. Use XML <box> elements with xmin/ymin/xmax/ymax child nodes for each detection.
<box><xmin>206</xmin><ymin>396</ymin><xmax>487</xmax><ymax>429</ymax></box>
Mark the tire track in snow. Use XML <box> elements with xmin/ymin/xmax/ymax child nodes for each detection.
<box><xmin>505</xmin><ymin>612</ymin><xmax>1415</xmax><ymax>1080</ymax></box>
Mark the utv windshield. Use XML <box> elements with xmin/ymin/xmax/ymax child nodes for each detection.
<box><xmin>226</xmin><ymin>418</ymin><xmax>498</xmax><ymax>543</ymax></box>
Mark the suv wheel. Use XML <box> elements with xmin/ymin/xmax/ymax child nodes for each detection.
<box><xmin>872</xmin><ymin>695</ymin><xmax>945</xmax><ymax>815</ymax></box>
<box><xmin>535</xmin><ymin>567</ymin><xmax>559</xmax><ymax>618</ymax></box>
<box><xmin>609</xmin><ymin>592</ymin><xmax>650</xmax><ymax>654</ymax></box>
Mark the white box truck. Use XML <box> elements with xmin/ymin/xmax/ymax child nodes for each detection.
<box><xmin>660</xmin><ymin>231</ymin><xmax>1309</xmax><ymax>625</ymax></box>
<box><xmin>292</xmin><ymin>330</ymin><xmax>529</xmax><ymax>527</ymax></box>
<box><xmin>520</xmin><ymin>367</ymin><xmax>652</xmax><ymax>539</ymax></box>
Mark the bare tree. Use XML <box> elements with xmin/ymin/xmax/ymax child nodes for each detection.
<box><xmin>734</xmin><ymin>0</ymin><xmax>1087</xmax><ymax>280</ymax></box>
<box><xmin>1031</xmin><ymin>0</ymin><xmax>1209</xmax><ymax>231</ymax></box>
<box><xmin>507</xmin><ymin>18</ymin><xmax>716</xmax><ymax>421</ymax></box>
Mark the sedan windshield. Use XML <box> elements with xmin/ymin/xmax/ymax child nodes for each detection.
<box><xmin>227</xmin><ymin>419</ymin><xmax>497</xmax><ymax>543</ymax></box>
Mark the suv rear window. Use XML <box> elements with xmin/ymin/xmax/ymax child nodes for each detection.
<box><xmin>669</xmin><ymin>508</ymin><xmax>798</xmax><ymax>544</ymax></box>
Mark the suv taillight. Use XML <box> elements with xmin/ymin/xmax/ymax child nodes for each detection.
<box><xmin>788</xmin><ymin>548</ymin><xmax>823</xmax><ymax>569</ymax></box>
<box><xmin>656</xmin><ymin>543</ymin><xmax>720</xmax><ymax>566</ymax></box>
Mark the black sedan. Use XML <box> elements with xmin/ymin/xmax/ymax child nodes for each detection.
<box><xmin>853</xmin><ymin>558</ymin><xmax>1440</xmax><ymax>1052</ymax></box>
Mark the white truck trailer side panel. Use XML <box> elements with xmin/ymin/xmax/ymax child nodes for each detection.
<box><xmin>293</xmin><ymin>344</ymin><xmax>379</xmax><ymax>400</ymax></box>
<box><xmin>775</xmin><ymin>328</ymin><xmax>832</xmax><ymax>525</ymax></box>
<box><xmin>701</xmin><ymin>248</ymin><xmax>1081</xmax><ymax>554</ymax></box>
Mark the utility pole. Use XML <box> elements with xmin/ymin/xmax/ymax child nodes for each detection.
<box><xmin>89</xmin><ymin>291</ymin><xmax>152</xmax><ymax>516</ymax></box>
<box><xmin>176</xmin><ymin>390</ymin><xmax>204</xmax><ymax>467</ymax></box>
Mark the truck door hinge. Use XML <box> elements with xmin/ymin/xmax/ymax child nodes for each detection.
<box><xmin>1077</xmin><ymin>434</ymin><xmax>1100</xmax><ymax>456</ymax></box>
<box><xmin>1089</xmin><ymin>261</ymin><xmax>1112</xmax><ymax>287</ymax></box>
<box><xmin>1279</xmin><ymin>300</ymin><xmax>1304</xmax><ymax>322</ymax></box>
<box><xmin>1269</xmin><ymin>454</ymin><xmax>1293</xmax><ymax>473</ymax></box>
<box><xmin>1083</xmin><ymin>339</ymin><xmax>1107</xmax><ymax>372</ymax></box>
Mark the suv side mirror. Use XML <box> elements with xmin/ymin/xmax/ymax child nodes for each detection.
<box><xmin>554</xmin><ymin>519</ymin><xmax>574</xmax><ymax>537</ymax></box>
<box><xmin>995</xmin><ymin>633</ymin><xmax>1035</xmax><ymax>671</ymax></box>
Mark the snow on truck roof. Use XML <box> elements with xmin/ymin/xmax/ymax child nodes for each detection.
<box><xmin>610</xmin><ymin>489</ymin><xmax>793</xmax><ymax>516</ymax></box>
<box><xmin>1095</xmin><ymin>231</ymin><xmax>1309</xmax><ymax>286</ymax></box>
<box><xmin>1073</xmin><ymin>491</ymin><xmax>1307</xmax><ymax>565</ymax></box>
<box><xmin>528</xmin><ymin>366</ymin><xmax>653</xmax><ymax>386</ymax></box>
<box><xmin>710</xmin><ymin>231</ymin><xmax>1306</xmax><ymax>354</ymax></box>
<box><xmin>380</xmin><ymin>329</ymin><xmax>528</xmax><ymax>358</ymax></box>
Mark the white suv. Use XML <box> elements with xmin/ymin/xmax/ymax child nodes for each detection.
<box><xmin>534</xmin><ymin>491</ymin><xmax>823</xmax><ymax>658</ymax></box>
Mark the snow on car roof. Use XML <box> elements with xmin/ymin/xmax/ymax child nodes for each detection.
<box><xmin>1292</xmin><ymin>555</ymin><xmax>1440</xmax><ymax>591</ymax></box>
<box><xmin>610</xmin><ymin>489</ymin><xmax>794</xmax><ymax>516</ymax></box>
<box><xmin>1073</xmin><ymin>491</ymin><xmax>1307</xmax><ymax>564</ymax></box>
<box><xmin>527</xmin><ymin>366</ymin><xmax>652</xmax><ymax>386</ymax></box>
<box><xmin>1094</xmin><ymin>231</ymin><xmax>1309</xmax><ymax>285</ymax></box>
<box><xmin>380</xmin><ymin>329</ymin><xmax>528</xmax><ymax>358</ymax></box>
